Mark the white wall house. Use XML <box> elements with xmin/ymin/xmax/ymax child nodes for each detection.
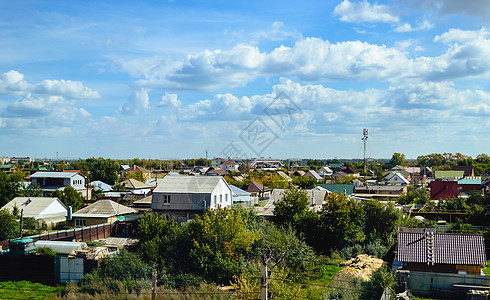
<box><xmin>152</xmin><ymin>176</ymin><xmax>232</xmax><ymax>223</ymax></box>
<box><xmin>1</xmin><ymin>197</ymin><xmax>68</xmax><ymax>230</ymax></box>
<box><xmin>219</xmin><ymin>160</ymin><xmax>239</xmax><ymax>171</ymax></box>
<box><xmin>30</xmin><ymin>171</ymin><xmax>91</xmax><ymax>198</ymax></box>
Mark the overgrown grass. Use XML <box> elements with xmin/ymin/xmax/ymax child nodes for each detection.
<box><xmin>483</xmin><ymin>260</ymin><xmax>490</xmax><ymax>275</ymax></box>
<box><xmin>0</xmin><ymin>281</ymin><xmax>62</xmax><ymax>300</ymax></box>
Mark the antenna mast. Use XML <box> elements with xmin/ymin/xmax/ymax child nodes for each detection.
<box><xmin>362</xmin><ymin>128</ymin><xmax>368</xmax><ymax>186</ymax></box>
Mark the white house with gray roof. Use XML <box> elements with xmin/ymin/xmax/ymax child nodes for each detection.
<box><xmin>1</xmin><ymin>197</ymin><xmax>68</xmax><ymax>230</ymax></box>
<box><xmin>152</xmin><ymin>176</ymin><xmax>232</xmax><ymax>222</ymax></box>
<box><xmin>30</xmin><ymin>171</ymin><xmax>91</xmax><ymax>198</ymax></box>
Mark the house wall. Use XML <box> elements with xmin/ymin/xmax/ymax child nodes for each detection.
<box><xmin>70</xmin><ymin>217</ymin><xmax>113</xmax><ymax>227</ymax></box>
<box><xmin>152</xmin><ymin>192</ymin><xmax>209</xmax><ymax>211</ymax></box>
<box><xmin>398</xmin><ymin>270</ymin><xmax>490</xmax><ymax>298</ymax></box>
<box><xmin>38</xmin><ymin>201</ymin><xmax>68</xmax><ymax>219</ymax></box>
<box><xmin>210</xmin><ymin>179</ymin><xmax>232</xmax><ymax>209</ymax></box>
<box><xmin>430</xmin><ymin>181</ymin><xmax>459</xmax><ymax>200</ymax></box>
<box><xmin>70</xmin><ymin>174</ymin><xmax>85</xmax><ymax>190</ymax></box>
<box><xmin>402</xmin><ymin>263</ymin><xmax>482</xmax><ymax>275</ymax></box>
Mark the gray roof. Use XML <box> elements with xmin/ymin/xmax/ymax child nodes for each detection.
<box><xmin>398</xmin><ymin>231</ymin><xmax>486</xmax><ymax>265</ymax></box>
<box><xmin>154</xmin><ymin>176</ymin><xmax>226</xmax><ymax>194</ymax></box>
<box><xmin>1</xmin><ymin>197</ymin><xmax>67</xmax><ymax>218</ymax></box>
<box><xmin>73</xmin><ymin>200</ymin><xmax>136</xmax><ymax>218</ymax></box>
<box><xmin>230</xmin><ymin>185</ymin><xmax>251</xmax><ymax>196</ymax></box>
<box><xmin>31</xmin><ymin>171</ymin><xmax>82</xmax><ymax>179</ymax></box>
<box><xmin>90</xmin><ymin>180</ymin><xmax>113</xmax><ymax>192</ymax></box>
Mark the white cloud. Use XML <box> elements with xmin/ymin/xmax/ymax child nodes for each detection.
<box><xmin>119</xmin><ymin>88</ymin><xmax>151</xmax><ymax>115</ymax></box>
<box><xmin>249</xmin><ymin>21</ymin><xmax>301</xmax><ymax>44</ymax></box>
<box><xmin>0</xmin><ymin>70</ymin><xmax>31</xmax><ymax>94</ymax></box>
<box><xmin>33</xmin><ymin>79</ymin><xmax>100</xmax><ymax>99</ymax></box>
<box><xmin>394</xmin><ymin>20</ymin><xmax>433</xmax><ymax>33</ymax></box>
<box><xmin>158</xmin><ymin>92</ymin><xmax>182</xmax><ymax>107</ymax></box>
<box><xmin>434</xmin><ymin>28</ymin><xmax>490</xmax><ymax>43</ymax></box>
<box><xmin>333</xmin><ymin>0</ymin><xmax>399</xmax><ymax>23</ymax></box>
<box><xmin>0</xmin><ymin>70</ymin><xmax>100</xmax><ymax>99</ymax></box>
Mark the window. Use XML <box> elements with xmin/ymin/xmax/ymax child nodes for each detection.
<box><xmin>75</xmin><ymin>219</ymin><xmax>86</xmax><ymax>227</ymax></box>
<box><xmin>225</xmin><ymin>194</ymin><xmax>228</xmax><ymax>203</ymax></box>
<box><xmin>220</xmin><ymin>195</ymin><xmax>222</xmax><ymax>204</ymax></box>
<box><xmin>163</xmin><ymin>195</ymin><xmax>170</xmax><ymax>204</ymax></box>
<box><xmin>214</xmin><ymin>195</ymin><xmax>217</xmax><ymax>205</ymax></box>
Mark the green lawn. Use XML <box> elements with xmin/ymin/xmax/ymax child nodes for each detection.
<box><xmin>484</xmin><ymin>260</ymin><xmax>490</xmax><ymax>275</ymax></box>
<box><xmin>0</xmin><ymin>281</ymin><xmax>62</xmax><ymax>300</ymax></box>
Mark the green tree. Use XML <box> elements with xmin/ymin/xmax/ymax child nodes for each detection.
<box><xmin>273</xmin><ymin>187</ymin><xmax>309</xmax><ymax>225</ymax></box>
<box><xmin>20</xmin><ymin>183</ymin><xmax>43</xmax><ymax>197</ymax></box>
<box><xmin>0</xmin><ymin>210</ymin><xmax>17</xmax><ymax>241</ymax></box>
<box><xmin>360</xmin><ymin>266</ymin><xmax>395</xmax><ymax>300</ymax></box>
<box><xmin>292</xmin><ymin>176</ymin><xmax>316</xmax><ymax>189</ymax></box>
<box><xmin>319</xmin><ymin>193</ymin><xmax>364</xmax><ymax>252</ymax></box>
<box><xmin>186</xmin><ymin>207</ymin><xmax>258</xmax><ymax>283</ymax></box>
<box><xmin>397</xmin><ymin>189</ymin><xmax>430</xmax><ymax>205</ymax></box>
<box><xmin>0</xmin><ymin>170</ymin><xmax>22</xmax><ymax>207</ymax></box>
<box><xmin>253</xmin><ymin>222</ymin><xmax>316</xmax><ymax>271</ymax></box>
<box><xmin>137</xmin><ymin>212</ymin><xmax>180</xmax><ymax>266</ymax></box>
<box><xmin>389</xmin><ymin>152</ymin><xmax>406</xmax><ymax>168</ymax></box>
<box><xmin>362</xmin><ymin>200</ymin><xmax>401</xmax><ymax>242</ymax></box>
<box><xmin>53</xmin><ymin>186</ymin><xmax>84</xmax><ymax>211</ymax></box>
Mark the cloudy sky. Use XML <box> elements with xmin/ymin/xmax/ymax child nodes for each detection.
<box><xmin>1</xmin><ymin>0</ymin><xmax>490</xmax><ymax>160</ymax></box>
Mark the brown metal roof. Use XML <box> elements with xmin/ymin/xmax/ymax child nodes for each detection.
<box><xmin>398</xmin><ymin>231</ymin><xmax>486</xmax><ymax>266</ymax></box>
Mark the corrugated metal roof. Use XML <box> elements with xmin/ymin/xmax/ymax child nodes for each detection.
<box><xmin>230</xmin><ymin>185</ymin><xmax>251</xmax><ymax>196</ymax></box>
<box><xmin>317</xmin><ymin>183</ymin><xmax>354</xmax><ymax>195</ymax></box>
<box><xmin>31</xmin><ymin>171</ymin><xmax>80</xmax><ymax>179</ymax></box>
<box><xmin>398</xmin><ymin>231</ymin><xmax>486</xmax><ymax>265</ymax></box>
<box><xmin>434</xmin><ymin>170</ymin><xmax>464</xmax><ymax>179</ymax></box>
<box><xmin>121</xmin><ymin>178</ymin><xmax>151</xmax><ymax>189</ymax></box>
<box><xmin>1</xmin><ymin>197</ymin><xmax>67</xmax><ymax>218</ymax></box>
<box><xmin>73</xmin><ymin>200</ymin><xmax>135</xmax><ymax>217</ymax></box>
<box><xmin>153</xmin><ymin>176</ymin><xmax>225</xmax><ymax>194</ymax></box>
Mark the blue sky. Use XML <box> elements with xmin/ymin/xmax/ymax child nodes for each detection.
<box><xmin>1</xmin><ymin>0</ymin><xmax>490</xmax><ymax>160</ymax></box>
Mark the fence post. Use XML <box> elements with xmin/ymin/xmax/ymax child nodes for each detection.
<box><xmin>152</xmin><ymin>269</ymin><xmax>157</xmax><ymax>300</ymax></box>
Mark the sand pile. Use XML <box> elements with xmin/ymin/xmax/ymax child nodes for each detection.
<box><xmin>334</xmin><ymin>254</ymin><xmax>386</xmax><ymax>281</ymax></box>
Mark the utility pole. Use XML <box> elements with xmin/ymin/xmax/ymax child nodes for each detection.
<box><xmin>19</xmin><ymin>209</ymin><xmax>24</xmax><ymax>237</ymax></box>
<box><xmin>362</xmin><ymin>128</ymin><xmax>368</xmax><ymax>186</ymax></box>
<box><xmin>152</xmin><ymin>269</ymin><xmax>157</xmax><ymax>300</ymax></box>
<box><xmin>261</xmin><ymin>254</ymin><xmax>271</xmax><ymax>300</ymax></box>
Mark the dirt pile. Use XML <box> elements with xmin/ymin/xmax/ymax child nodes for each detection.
<box><xmin>333</xmin><ymin>254</ymin><xmax>386</xmax><ymax>281</ymax></box>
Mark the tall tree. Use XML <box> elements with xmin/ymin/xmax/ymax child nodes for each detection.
<box><xmin>0</xmin><ymin>210</ymin><xmax>17</xmax><ymax>241</ymax></box>
<box><xmin>273</xmin><ymin>187</ymin><xmax>309</xmax><ymax>225</ymax></box>
<box><xmin>0</xmin><ymin>170</ymin><xmax>21</xmax><ymax>207</ymax></box>
<box><xmin>53</xmin><ymin>186</ymin><xmax>84</xmax><ymax>211</ymax></box>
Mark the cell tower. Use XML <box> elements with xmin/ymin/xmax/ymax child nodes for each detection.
<box><xmin>362</xmin><ymin>128</ymin><xmax>368</xmax><ymax>185</ymax></box>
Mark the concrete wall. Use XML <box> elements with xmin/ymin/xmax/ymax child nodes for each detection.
<box><xmin>398</xmin><ymin>270</ymin><xmax>490</xmax><ymax>298</ymax></box>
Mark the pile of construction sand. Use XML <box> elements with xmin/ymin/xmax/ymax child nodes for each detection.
<box><xmin>333</xmin><ymin>254</ymin><xmax>387</xmax><ymax>282</ymax></box>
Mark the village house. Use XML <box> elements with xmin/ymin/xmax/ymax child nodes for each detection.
<box><xmin>397</xmin><ymin>228</ymin><xmax>487</xmax><ymax>275</ymax></box>
<box><xmin>241</xmin><ymin>181</ymin><xmax>272</xmax><ymax>200</ymax></box>
<box><xmin>304</xmin><ymin>170</ymin><xmax>322</xmax><ymax>182</ymax></box>
<box><xmin>317</xmin><ymin>166</ymin><xmax>333</xmax><ymax>177</ymax></box>
<box><xmin>119</xmin><ymin>165</ymin><xmax>152</xmax><ymax>180</ymax></box>
<box><xmin>152</xmin><ymin>176</ymin><xmax>233</xmax><ymax>223</ymax></box>
<box><xmin>384</xmin><ymin>172</ymin><xmax>410</xmax><ymax>185</ymax></box>
<box><xmin>70</xmin><ymin>200</ymin><xmax>137</xmax><ymax>227</ymax></box>
<box><xmin>121</xmin><ymin>178</ymin><xmax>151</xmax><ymax>195</ymax></box>
<box><xmin>30</xmin><ymin>171</ymin><xmax>92</xmax><ymax>199</ymax></box>
<box><xmin>1</xmin><ymin>197</ymin><xmax>68</xmax><ymax>230</ymax></box>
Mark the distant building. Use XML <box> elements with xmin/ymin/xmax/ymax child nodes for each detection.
<box><xmin>317</xmin><ymin>166</ymin><xmax>333</xmax><ymax>177</ymax></box>
<box><xmin>121</xmin><ymin>178</ymin><xmax>151</xmax><ymax>195</ymax></box>
<box><xmin>241</xmin><ymin>181</ymin><xmax>272</xmax><ymax>200</ymax></box>
<box><xmin>430</xmin><ymin>180</ymin><xmax>458</xmax><ymax>200</ymax></box>
<box><xmin>384</xmin><ymin>172</ymin><xmax>410</xmax><ymax>185</ymax></box>
<box><xmin>304</xmin><ymin>170</ymin><xmax>322</xmax><ymax>181</ymax></box>
<box><xmin>452</xmin><ymin>166</ymin><xmax>474</xmax><ymax>177</ymax></box>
